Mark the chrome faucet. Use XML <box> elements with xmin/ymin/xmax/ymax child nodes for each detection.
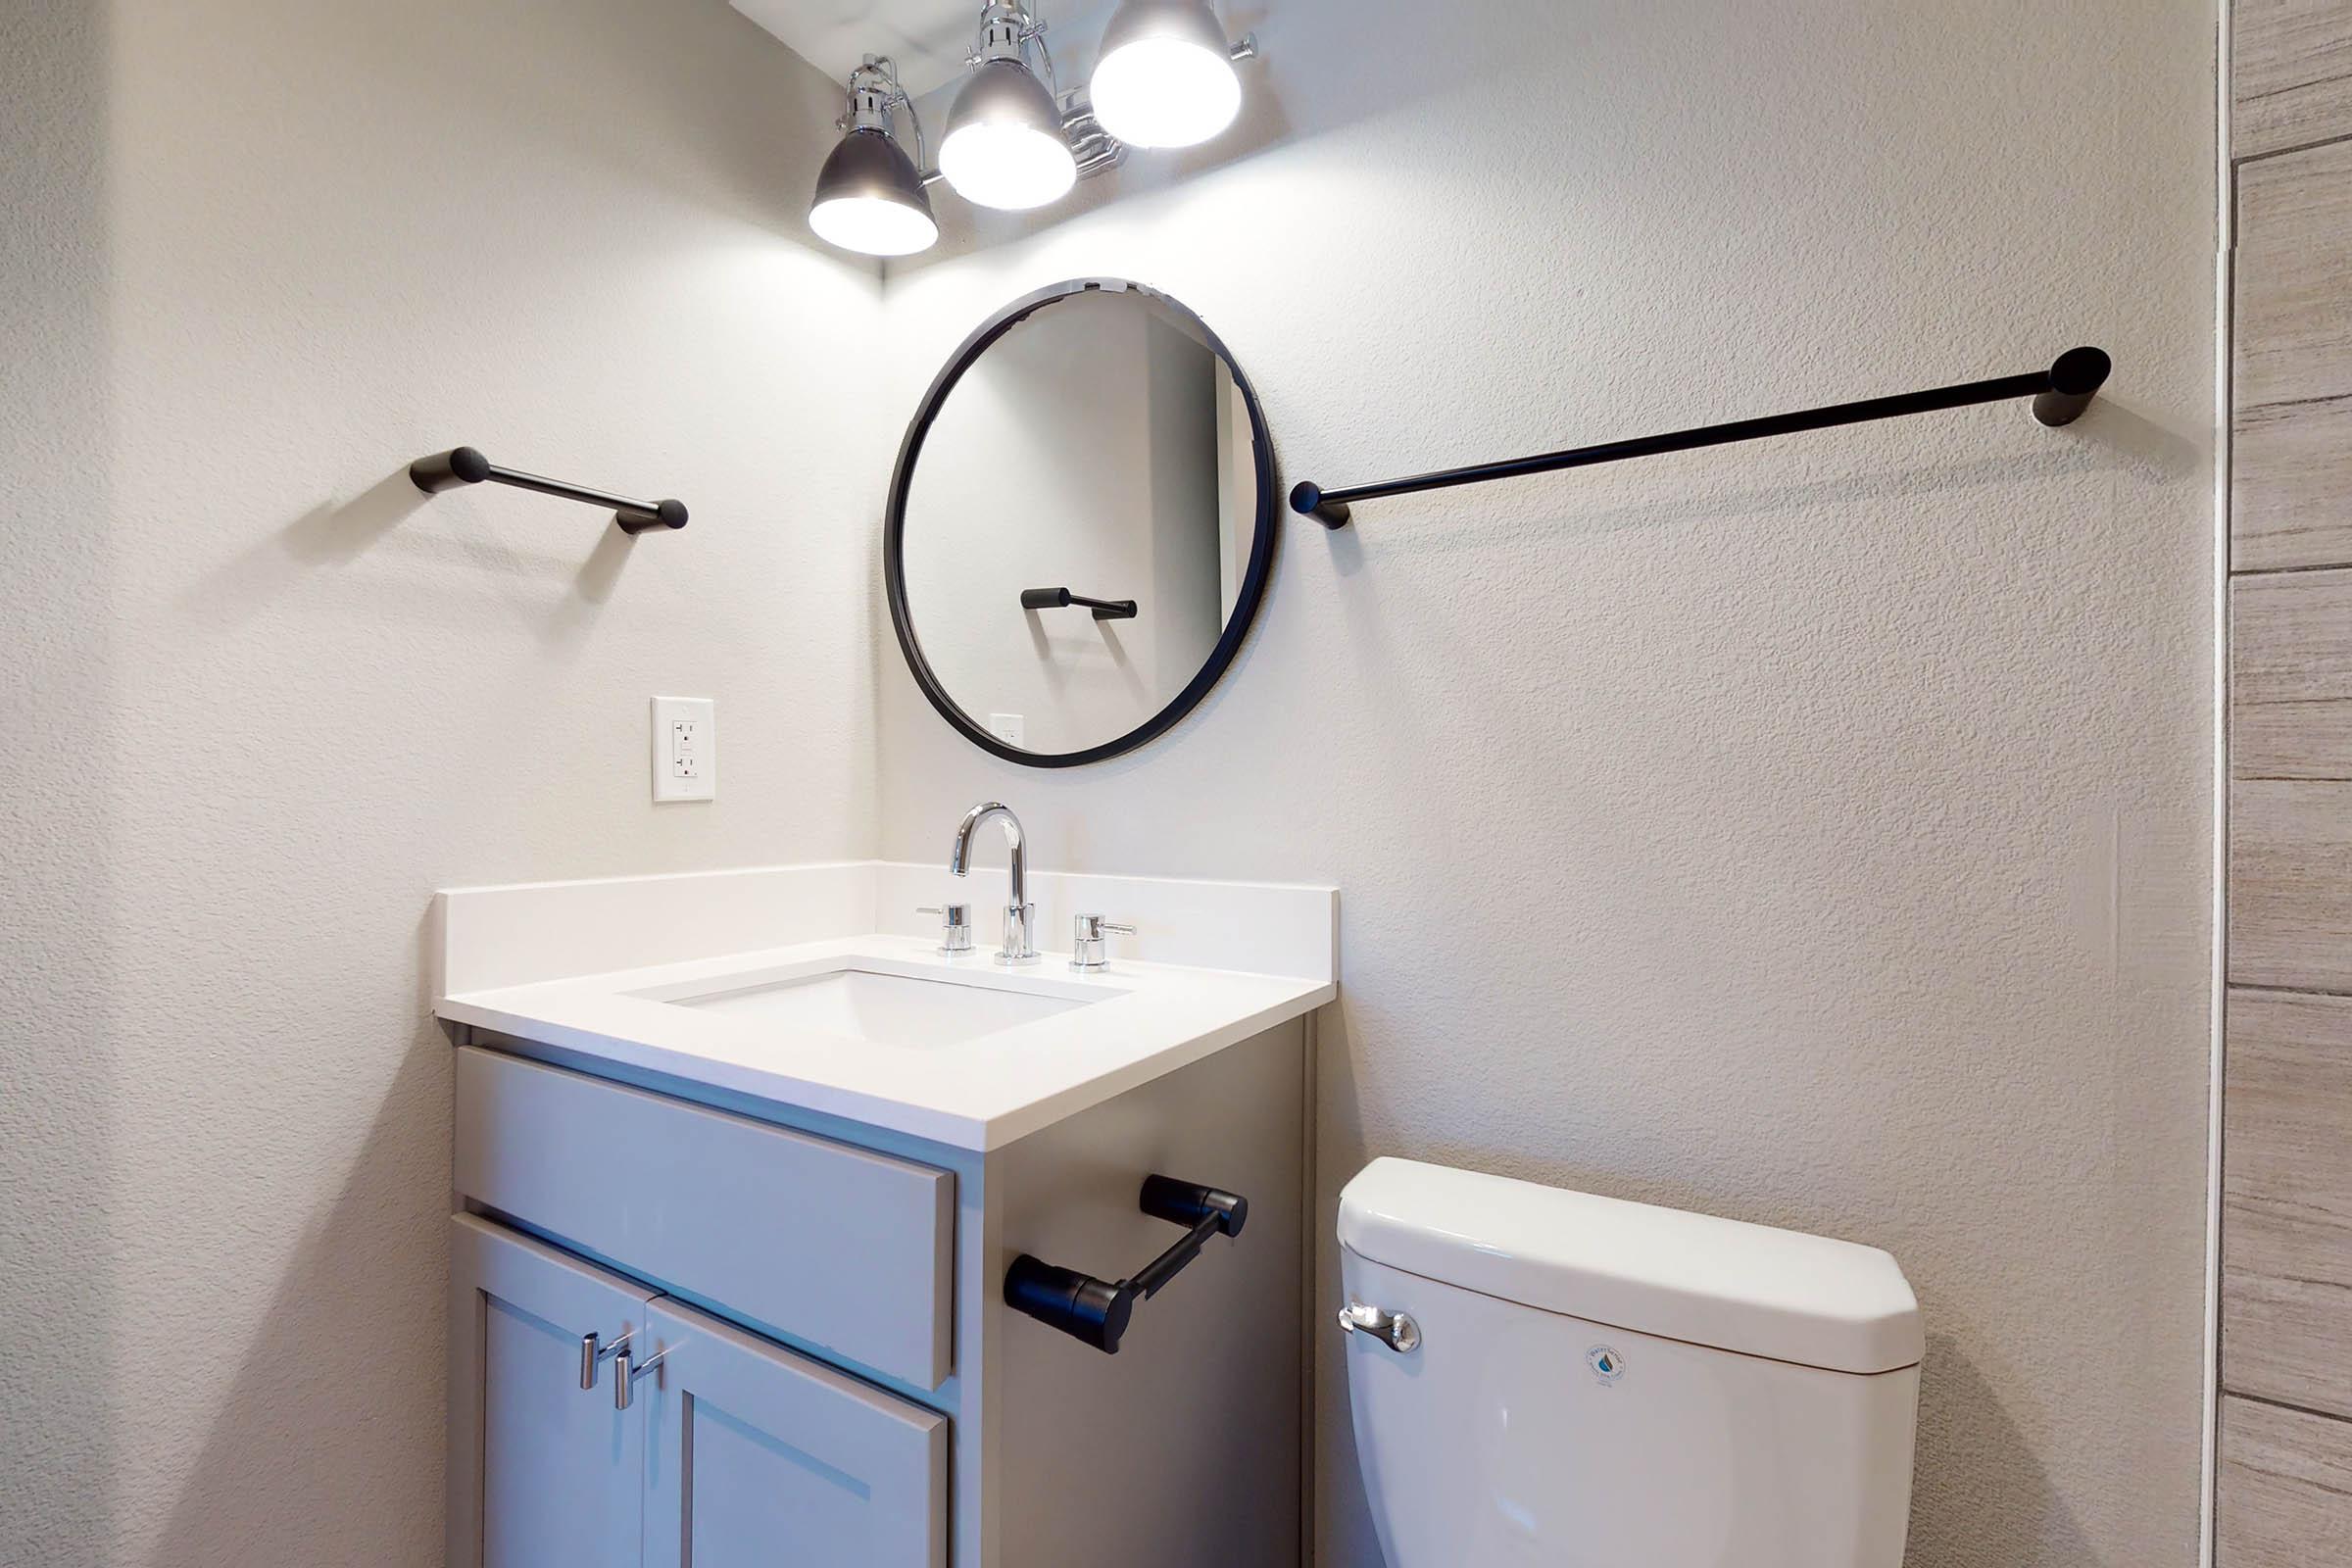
<box><xmin>950</xmin><ymin>802</ymin><xmax>1038</xmax><ymax>965</ymax></box>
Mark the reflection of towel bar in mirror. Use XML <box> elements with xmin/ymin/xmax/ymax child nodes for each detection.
<box><xmin>1021</xmin><ymin>586</ymin><xmax>1139</xmax><ymax>621</ymax></box>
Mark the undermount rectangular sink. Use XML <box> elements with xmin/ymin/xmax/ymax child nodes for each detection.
<box><xmin>652</xmin><ymin>963</ymin><xmax>1094</xmax><ymax>1048</ymax></box>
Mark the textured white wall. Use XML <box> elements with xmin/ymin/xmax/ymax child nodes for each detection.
<box><xmin>875</xmin><ymin>3</ymin><xmax>2218</xmax><ymax>1565</ymax></box>
<box><xmin>0</xmin><ymin>2</ymin><xmax>881</xmax><ymax>1563</ymax></box>
<box><xmin>1</xmin><ymin>1</ymin><xmax>2219</xmax><ymax>1564</ymax></box>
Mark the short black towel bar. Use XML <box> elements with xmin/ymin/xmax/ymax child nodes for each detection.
<box><xmin>409</xmin><ymin>446</ymin><xmax>688</xmax><ymax>534</ymax></box>
<box><xmin>1021</xmin><ymin>586</ymin><xmax>1139</xmax><ymax>620</ymax></box>
<box><xmin>1004</xmin><ymin>1176</ymin><xmax>1248</xmax><ymax>1354</ymax></box>
<box><xmin>1289</xmin><ymin>345</ymin><xmax>2113</xmax><ymax>528</ymax></box>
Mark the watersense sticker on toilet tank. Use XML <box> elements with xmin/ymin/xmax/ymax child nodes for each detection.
<box><xmin>1586</xmin><ymin>1346</ymin><xmax>1626</xmax><ymax>1387</ymax></box>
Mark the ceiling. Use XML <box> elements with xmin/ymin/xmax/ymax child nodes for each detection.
<box><xmin>730</xmin><ymin>0</ymin><xmax>987</xmax><ymax>97</ymax></box>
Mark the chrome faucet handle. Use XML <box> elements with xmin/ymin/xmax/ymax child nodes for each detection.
<box><xmin>1069</xmin><ymin>913</ymin><xmax>1136</xmax><ymax>972</ymax></box>
<box><xmin>916</xmin><ymin>904</ymin><xmax>974</xmax><ymax>955</ymax></box>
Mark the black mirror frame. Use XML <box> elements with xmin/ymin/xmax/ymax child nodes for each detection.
<box><xmin>883</xmin><ymin>278</ymin><xmax>1280</xmax><ymax>769</ymax></box>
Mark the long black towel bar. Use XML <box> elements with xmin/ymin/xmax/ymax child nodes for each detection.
<box><xmin>1289</xmin><ymin>346</ymin><xmax>2112</xmax><ymax>528</ymax></box>
<box><xmin>410</xmin><ymin>446</ymin><xmax>688</xmax><ymax>534</ymax></box>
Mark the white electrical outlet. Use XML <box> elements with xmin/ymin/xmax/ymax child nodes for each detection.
<box><xmin>988</xmin><ymin>712</ymin><xmax>1025</xmax><ymax>747</ymax></box>
<box><xmin>651</xmin><ymin>697</ymin><xmax>716</xmax><ymax>803</ymax></box>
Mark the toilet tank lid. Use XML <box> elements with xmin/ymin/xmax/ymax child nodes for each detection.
<box><xmin>1338</xmin><ymin>1159</ymin><xmax>1923</xmax><ymax>1375</ymax></box>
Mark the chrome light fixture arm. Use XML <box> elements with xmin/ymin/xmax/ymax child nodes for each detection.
<box><xmin>965</xmin><ymin>1</ymin><xmax>1055</xmax><ymax>85</ymax></box>
<box><xmin>843</xmin><ymin>55</ymin><xmax>926</xmax><ymax>170</ymax></box>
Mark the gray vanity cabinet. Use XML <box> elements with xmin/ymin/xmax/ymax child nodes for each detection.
<box><xmin>447</xmin><ymin>1215</ymin><xmax>655</xmax><ymax>1568</ymax></box>
<box><xmin>643</xmin><ymin>1298</ymin><xmax>948</xmax><ymax>1567</ymax></box>
<box><xmin>448</xmin><ymin>1021</ymin><xmax>1309</xmax><ymax>1568</ymax></box>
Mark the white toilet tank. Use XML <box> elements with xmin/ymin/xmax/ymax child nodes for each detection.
<box><xmin>1339</xmin><ymin>1159</ymin><xmax>1923</xmax><ymax>1568</ymax></box>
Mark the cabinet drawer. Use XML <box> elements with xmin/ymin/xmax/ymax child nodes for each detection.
<box><xmin>453</xmin><ymin>1047</ymin><xmax>955</xmax><ymax>1389</ymax></box>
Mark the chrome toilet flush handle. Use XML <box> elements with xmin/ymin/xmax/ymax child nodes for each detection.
<box><xmin>1338</xmin><ymin>1299</ymin><xmax>1421</xmax><ymax>1353</ymax></box>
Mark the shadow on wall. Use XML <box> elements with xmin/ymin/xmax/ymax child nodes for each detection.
<box><xmin>0</xmin><ymin>4</ymin><xmax>116</xmax><ymax>1564</ymax></box>
<box><xmin>1314</xmin><ymin>393</ymin><xmax>2201</xmax><ymax>581</ymax></box>
<box><xmin>255</xmin><ymin>0</ymin><xmax>835</xmax><ymax>243</ymax></box>
<box><xmin>178</xmin><ymin>465</ymin><xmax>643</xmax><ymax>651</ymax></box>
<box><xmin>1906</xmin><ymin>1334</ymin><xmax>2096</xmax><ymax>1567</ymax></box>
<box><xmin>142</xmin><ymin>1014</ymin><xmax>455</xmax><ymax>1566</ymax></box>
<box><xmin>1310</xmin><ymin>1001</ymin><xmax>1386</xmax><ymax>1566</ymax></box>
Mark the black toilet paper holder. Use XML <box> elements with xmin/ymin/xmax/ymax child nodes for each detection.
<box><xmin>1004</xmin><ymin>1175</ymin><xmax>1249</xmax><ymax>1355</ymax></box>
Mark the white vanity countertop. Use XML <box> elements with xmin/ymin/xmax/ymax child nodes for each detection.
<box><xmin>431</xmin><ymin>862</ymin><xmax>1337</xmax><ymax>1151</ymax></box>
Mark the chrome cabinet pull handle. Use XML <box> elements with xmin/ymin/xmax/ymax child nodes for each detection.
<box><xmin>613</xmin><ymin>1345</ymin><xmax>670</xmax><ymax>1411</ymax></box>
<box><xmin>1338</xmin><ymin>1300</ymin><xmax>1421</xmax><ymax>1353</ymax></box>
<box><xmin>579</xmin><ymin>1330</ymin><xmax>634</xmax><ymax>1391</ymax></box>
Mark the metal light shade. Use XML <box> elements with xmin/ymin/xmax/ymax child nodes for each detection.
<box><xmin>808</xmin><ymin>127</ymin><xmax>938</xmax><ymax>257</ymax></box>
<box><xmin>1090</xmin><ymin>0</ymin><xmax>1240</xmax><ymax>148</ymax></box>
<box><xmin>939</xmin><ymin>58</ymin><xmax>1077</xmax><ymax>211</ymax></box>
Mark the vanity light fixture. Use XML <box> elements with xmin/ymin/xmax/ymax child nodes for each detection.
<box><xmin>808</xmin><ymin>3</ymin><xmax>1256</xmax><ymax>249</ymax></box>
<box><xmin>939</xmin><ymin>3</ymin><xmax>1078</xmax><ymax>211</ymax></box>
<box><xmin>1089</xmin><ymin>0</ymin><xmax>1244</xmax><ymax>148</ymax></box>
<box><xmin>808</xmin><ymin>57</ymin><xmax>939</xmax><ymax>257</ymax></box>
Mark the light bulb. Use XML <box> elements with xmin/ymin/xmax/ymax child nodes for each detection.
<box><xmin>808</xmin><ymin>119</ymin><xmax>936</xmax><ymax>257</ymax></box>
<box><xmin>941</xmin><ymin>58</ymin><xmax>1077</xmax><ymax>212</ymax></box>
<box><xmin>939</xmin><ymin>122</ymin><xmax>1077</xmax><ymax>211</ymax></box>
<box><xmin>809</xmin><ymin>194</ymin><xmax>938</xmax><ymax>257</ymax></box>
<box><xmin>1090</xmin><ymin>0</ymin><xmax>1241</xmax><ymax>149</ymax></box>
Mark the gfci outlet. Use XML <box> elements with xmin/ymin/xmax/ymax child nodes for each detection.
<box><xmin>650</xmin><ymin>697</ymin><xmax>715</xmax><ymax>803</ymax></box>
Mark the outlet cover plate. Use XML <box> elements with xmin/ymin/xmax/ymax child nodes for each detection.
<box><xmin>651</xmin><ymin>697</ymin><xmax>715</xmax><ymax>804</ymax></box>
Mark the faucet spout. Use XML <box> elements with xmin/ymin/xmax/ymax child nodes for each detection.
<box><xmin>949</xmin><ymin>802</ymin><xmax>1036</xmax><ymax>963</ymax></box>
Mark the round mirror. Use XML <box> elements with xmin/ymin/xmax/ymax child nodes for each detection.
<box><xmin>885</xmin><ymin>279</ymin><xmax>1277</xmax><ymax>767</ymax></box>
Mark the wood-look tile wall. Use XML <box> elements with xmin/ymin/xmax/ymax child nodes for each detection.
<box><xmin>2234</xmin><ymin>0</ymin><xmax>2352</xmax><ymax>160</ymax></box>
<box><xmin>2224</xmin><ymin>3</ymin><xmax>2352</xmax><ymax>1556</ymax></box>
<box><xmin>2233</xmin><ymin>138</ymin><xmax>2352</xmax><ymax>569</ymax></box>
<box><xmin>2217</xmin><ymin>1396</ymin><xmax>2352</xmax><ymax>1564</ymax></box>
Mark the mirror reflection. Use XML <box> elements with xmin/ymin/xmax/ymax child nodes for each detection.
<box><xmin>893</xmin><ymin>283</ymin><xmax>1269</xmax><ymax>761</ymax></box>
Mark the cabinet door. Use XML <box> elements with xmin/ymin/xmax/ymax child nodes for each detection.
<box><xmin>449</xmin><ymin>1214</ymin><xmax>656</xmax><ymax>1568</ymax></box>
<box><xmin>642</xmin><ymin>1298</ymin><xmax>948</xmax><ymax>1568</ymax></box>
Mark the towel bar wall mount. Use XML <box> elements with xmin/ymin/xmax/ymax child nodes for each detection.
<box><xmin>1290</xmin><ymin>346</ymin><xmax>2112</xmax><ymax>528</ymax></box>
<box><xmin>409</xmin><ymin>446</ymin><xmax>689</xmax><ymax>535</ymax></box>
